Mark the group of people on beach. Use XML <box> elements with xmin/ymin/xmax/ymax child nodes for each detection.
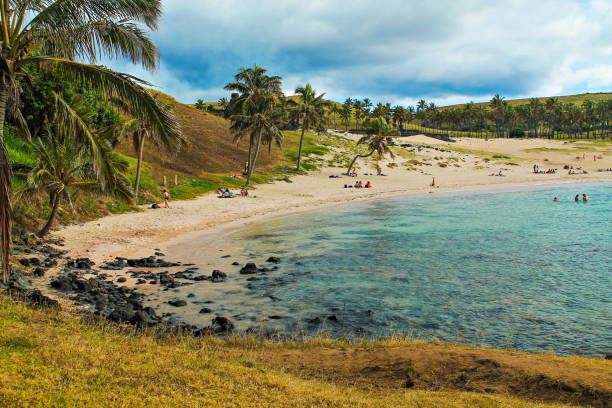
<box><xmin>344</xmin><ymin>180</ymin><xmax>371</xmax><ymax>189</ymax></box>
<box><xmin>552</xmin><ymin>194</ymin><xmax>589</xmax><ymax>202</ymax></box>
<box><xmin>216</xmin><ymin>187</ymin><xmax>249</xmax><ymax>198</ymax></box>
<box><xmin>533</xmin><ymin>164</ymin><xmax>557</xmax><ymax>174</ymax></box>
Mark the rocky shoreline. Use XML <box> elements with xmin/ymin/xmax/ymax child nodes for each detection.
<box><xmin>1</xmin><ymin>232</ymin><xmax>290</xmax><ymax>336</ymax></box>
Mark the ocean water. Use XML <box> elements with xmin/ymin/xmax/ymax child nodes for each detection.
<box><xmin>198</xmin><ymin>182</ymin><xmax>612</xmax><ymax>356</ymax></box>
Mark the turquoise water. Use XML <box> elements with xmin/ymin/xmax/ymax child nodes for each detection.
<box><xmin>217</xmin><ymin>183</ymin><xmax>612</xmax><ymax>356</ymax></box>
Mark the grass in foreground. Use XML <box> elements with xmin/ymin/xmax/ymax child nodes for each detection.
<box><xmin>1</xmin><ymin>296</ymin><xmax>610</xmax><ymax>407</ymax></box>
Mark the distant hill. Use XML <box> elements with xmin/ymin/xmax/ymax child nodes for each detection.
<box><xmin>442</xmin><ymin>92</ymin><xmax>612</xmax><ymax>110</ymax></box>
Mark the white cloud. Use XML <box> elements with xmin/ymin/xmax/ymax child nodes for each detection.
<box><xmin>107</xmin><ymin>0</ymin><xmax>612</xmax><ymax>105</ymax></box>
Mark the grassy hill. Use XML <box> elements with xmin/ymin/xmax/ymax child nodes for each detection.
<box><xmin>1</xmin><ymin>296</ymin><xmax>610</xmax><ymax>407</ymax></box>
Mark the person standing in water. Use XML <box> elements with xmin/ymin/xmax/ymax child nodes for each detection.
<box><xmin>582</xmin><ymin>193</ymin><xmax>590</xmax><ymax>202</ymax></box>
<box><xmin>574</xmin><ymin>194</ymin><xmax>580</xmax><ymax>202</ymax></box>
<box><xmin>163</xmin><ymin>189</ymin><xmax>171</xmax><ymax>208</ymax></box>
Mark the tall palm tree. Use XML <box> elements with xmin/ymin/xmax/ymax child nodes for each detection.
<box><xmin>329</xmin><ymin>103</ymin><xmax>340</xmax><ymax>129</ymax></box>
<box><xmin>489</xmin><ymin>94</ymin><xmax>507</xmax><ymax>137</ymax></box>
<box><xmin>225</xmin><ymin>65</ymin><xmax>282</xmax><ymax>185</ymax></box>
<box><xmin>290</xmin><ymin>84</ymin><xmax>326</xmax><ymax>171</ymax></box>
<box><xmin>362</xmin><ymin>98</ymin><xmax>372</xmax><ymax>118</ymax></box>
<box><xmin>0</xmin><ymin>0</ymin><xmax>179</xmax><ymax>282</ymax></box>
<box><xmin>341</xmin><ymin>99</ymin><xmax>352</xmax><ymax>132</ymax></box>
<box><xmin>346</xmin><ymin>117</ymin><xmax>398</xmax><ymax>174</ymax></box>
<box><xmin>112</xmin><ymin>95</ymin><xmax>182</xmax><ymax>204</ymax></box>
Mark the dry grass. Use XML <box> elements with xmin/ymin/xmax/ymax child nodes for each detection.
<box><xmin>1</xmin><ymin>296</ymin><xmax>610</xmax><ymax>407</ymax></box>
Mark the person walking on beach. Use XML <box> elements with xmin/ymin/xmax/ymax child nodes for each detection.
<box><xmin>163</xmin><ymin>189</ymin><xmax>171</xmax><ymax>208</ymax></box>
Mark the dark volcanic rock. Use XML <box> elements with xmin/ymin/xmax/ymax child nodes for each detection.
<box><xmin>306</xmin><ymin>317</ymin><xmax>321</xmax><ymax>325</ymax></box>
<box><xmin>210</xmin><ymin>270</ymin><xmax>227</xmax><ymax>282</ymax></box>
<box><xmin>49</xmin><ymin>270</ymin><xmax>159</xmax><ymax>326</ymax></box>
<box><xmin>193</xmin><ymin>275</ymin><xmax>209</xmax><ymax>281</ymax></box>
<box><xmin>66</xmin><ymin>257</ymin><xmax>94</xmax><ymax>270</ymax></box>
<box><xmin>126</xmin><ymin>256</ymin><xmax>180</xmax><ymax>268</ymax></box>
<box><xmin>231</xmin><ymin>261</ymin><xmax>240</xmax><ymax>266</ymax></box>
<box><xmin>199</xmin><ymin>307</ymin><xmax>212</xmax><ymax>314</ymax></box>
<box><xmin>168</xmin><ymin>299</ymin><xmax>187</xmax><ymax>307</ymax></box>
<box><xmin>239</xmin><ymin>263</ymin><xmax>259</xmax><ymax>274</ymax></box>
<box><xmin>266</xmin><ymin>256</ymin><xmax>281</xmax><ymax>263</ymax></box>
<box><xmin>100</xmin><ymin>257</ymin><xmax>127</xmax><ymax>270</ymax></box>
<box><xmin>33</xmin><ymin>267</ymin><xmax>46</xmax><ymax>277</ymax></box>
<box><xmin>210</xmin><ymin>316</ymin><xmax>233</xmax><ymax>333</ymax></box>
<box><xmin>327</xmin><ymin>315</ymin><xmax>338</xmax><ymax>322</ymax></box>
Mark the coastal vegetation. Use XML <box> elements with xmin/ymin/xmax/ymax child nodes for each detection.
<box><xmin>0</xmin><ymin>0</ymin><xmax>182</xmax><ymax>282</ymax></box>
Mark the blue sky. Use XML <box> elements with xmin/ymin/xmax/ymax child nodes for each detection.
<box><xmin>109</xmin><ymin>0</ymin><xmax>612</xmax><ymax>106</ymax></box>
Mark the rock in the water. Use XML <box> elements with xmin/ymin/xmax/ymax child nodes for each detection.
<box><xmin>231</xmin><ymin>261</ymin><xmax>240</xmax><ymax>266</ymax></box>
<box><xmin>266</xmin><ymin>256</ymin><xmax>281</xmax><ymax>263</ymax></box>
<box><xmin>193</xmin><ymin>275</ymin><xmax>209</xmax><ymax>281</ymax></box>
<box><xmin>239</xmin><ymin>263</ymin><xmax>259</xmax><ymax>274</ymax></box>
<box><xmin>306</xmin><ymin>317</ymin><xmax>321</xmax><ymax>325</ymax></box>
<box><xmin>327</xmin><ymin>315</ymin><xmax>338</xmax><ymax>322</ymax></box>
<box><xmin>210</xmin><ymin>270</ymin><xmax>227</xmax><ymax>282</ymax></box>
<box><xmin>116</xmin><ymin>277</ymin><xmax>127</xmax><ymax>283</ymax></box>
<box><xmin>199</xmin><ymin>307</ymin><xmax>212</xmax><ymax>314</ymax></box>
<box><xmin>168</xmin><ymin>299</ymin><xmax>187</xmax><ymax>307</ymax></box>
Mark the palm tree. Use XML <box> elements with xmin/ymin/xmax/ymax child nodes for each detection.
<box><xmin>362</xmin><ymin>98</ymin><xmax>373</xmax><ymax>118</ymax></box>
<box><xmin>194</xmin><ymin>99</ymin><xmax>206</xmax><ymax>110</ymax></box>
<box><xmin>352</xmin><ymin>100</ymin><xmax>364</xmax><ymax>131</ymax></box>
<box><xmin>329</xmin><ymin>104</ymin><xmax>340</xmax><ymax>129</ymax></box>
<box><xmin>490</xmin><ymin>94</ymin><xmax>507</xmax><ymax>137</ymax></box>
<box><xmin>225</xmin><ymin>65</ymin><xmax>282</xmax><ymax>186</ymax></box>
<box><xmin>112</xmin><ymin>95</ymin><xmax>182</xmax><ymax>204</ymax></box>
<box><xmin>290</xmin><ymin>84</ymin><xmax>326</xmax><ymax>171</ymax></box>
<box><xmin>0</xmin><ymin>0</ymin><xmax>179</xmax><ymax>282</ymax></box>
<box><xmin>341</xmin><ymin>99</ymin><xmax>352</xmax><ymax>132</ymax></box>
<box><xmin>19</xmin><ymin>125</ymin><xmax>132</xmax><ymax>237</ymax></box>
<box><xmin>346</xmin><ymin>117</ymin><xmax>398</xmax><ymax>174</ymax></box>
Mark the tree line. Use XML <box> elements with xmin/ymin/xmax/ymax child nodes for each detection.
<box><xmin>322</xmin><ymin>94</ymin><xmax>612</xmax><ymax>139</ymax></box>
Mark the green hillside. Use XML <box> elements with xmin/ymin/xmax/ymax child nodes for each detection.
<box><xmin>443</xmin><ymin>92</ymin><xmax>612</xmax><ymax>110</ymax></box>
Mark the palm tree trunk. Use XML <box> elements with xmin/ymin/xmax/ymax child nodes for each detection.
<box><xmin>0</xmin><ymin>83</ymin><xmax>11</xmax><ymax>283</ymax></box>
<box><xmin>38</xmin><ymin>191</ymin><xmax>61</xmax><ymax>237</ymax></box>
<box><xmin>245</xmin><ymin>134</ymin><xmax>254</xmax><ymax>178</ymax></box>
<box><xmin>134</xmin><ymin>131</ymin><xmax>145</xmax><ymax>204</ymax></box>
<box><xmin>296</xmin><ymin>122</ymin><xmax>306</xmax><ymax>171</ymax></box>
<box><xmin>346</xmin><ymin>149</ymin><xmax>376</xmax><ymax>175</ymax></box>
<box><xmin>246</xmin><ymin>131</ymin><xmax>263</xmax><ymax>186</ymax></box>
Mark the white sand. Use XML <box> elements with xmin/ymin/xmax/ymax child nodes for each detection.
<box><xmin>54</xmin><ymin>135</ymin><xmax>612</xmax><ymax>264</ymax></box>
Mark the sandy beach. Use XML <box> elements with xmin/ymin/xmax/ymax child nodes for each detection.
<box><xmin>54</xmin><ymin>135</ymin><xmax>612</xmax><ymax>265</ymax></box>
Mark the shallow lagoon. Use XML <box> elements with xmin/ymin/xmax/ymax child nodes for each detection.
<box><xmin>158</xmin><ymin>183</ymin><xmax>612</xmax><ymax>356</ymax></box>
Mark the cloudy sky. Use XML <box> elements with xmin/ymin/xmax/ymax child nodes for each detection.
<box><xmin>109</xmin><ymin>0</ymin><xmax>612</xmax><ymax>106</ymax></box>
